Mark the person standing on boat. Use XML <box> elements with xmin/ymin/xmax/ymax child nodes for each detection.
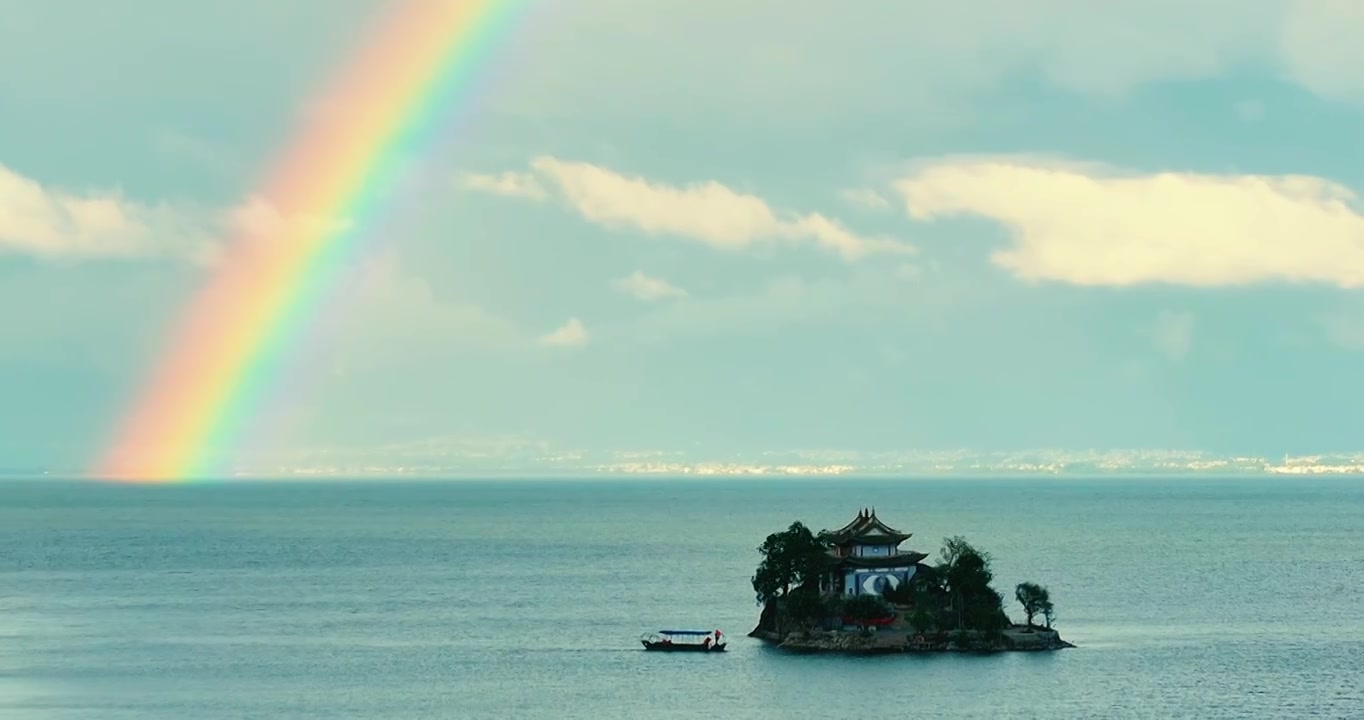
<box><xmin>702</xmin><ymin>635</ymin><xmax>712</xmax><ymax>649</ymax></box>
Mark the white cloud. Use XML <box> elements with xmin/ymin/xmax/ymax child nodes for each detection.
<box><xmin>613</xmin><ymin>271</ymin><xmax>688</xmax><ymax>301</ymax></box>
<box><xmin>539</xmin><ymin>317</ymin><xmax>589</xmax><ymax>347</ymax></box>
<box><xmin>893</xmin><ymin>156</ymin><xmax>1364</xmax><ymax>287</ymax></box>
<box><xmin>1152</xmin><ymin>311</ymin><xmax>1195</xmax><ymax>360</ymax></box>
<box><xmin>0</xmin><ymin>162</ymin><xmax>362</xmax><ymax>268</ymax></box>
<box><xmin>841</xmin><ymin>188</ymin><xmax>892</xmax><ymax>211</ymax></box>
<box><xmin>228</xmin><ymin>197</ymin><xmax>353</xmax><ymax>251</ymax></box>
<box><xmin>0</xmin><ymin>162</ymin><xmax>215</xmax><ymax>261</ymax></box>
<box><xmin>465</xmin><ymin>155</ymin><xmax>911</xmax><ymax>261</ymax></box>
<box><xmin>455</xmin><ymin>170</ymin><xmax>547</xmax><ymax>200</ymax></box>
<box><xmin>528</xmin><ymin>157</ymin><xmax>782</xmax><ymax>249</ymax></box>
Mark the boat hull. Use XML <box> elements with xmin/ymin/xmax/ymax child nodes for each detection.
<box><xmin>641</xmin><ymin>641</ymin><xmax>727</xmax><ymax>652</ymax></box>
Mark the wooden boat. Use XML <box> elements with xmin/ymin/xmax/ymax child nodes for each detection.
<box><xmin>640</xmin><ymin>629</ymin><xmax>727</xmax><ymax>652</ymax></box>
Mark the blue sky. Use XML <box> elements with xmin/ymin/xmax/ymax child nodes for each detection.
<box><xmin>2</xmin><ymin>1</ymin><xmax>1364</xmax><ymax>470</ymax></box>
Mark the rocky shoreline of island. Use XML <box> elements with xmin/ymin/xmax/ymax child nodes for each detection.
<box><xmin>748</xmin><ymin>509</ymin><xmax>1075</xmax><ymax>655</ymax></box>
<box><xmin>749</xmin><ymin>624</ymin><xmax>1075</xmax><ymax>654</ymax></box>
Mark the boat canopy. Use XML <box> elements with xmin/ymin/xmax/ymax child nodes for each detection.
<box><xmin>658</xmin><ymin>630</ymin><xmax>716</xmax><ymax>636</ymax></box>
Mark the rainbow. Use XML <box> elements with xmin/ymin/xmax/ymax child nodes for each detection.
<box><xmin>95</xmin><ymin>0</ymin><xmax>527</xmax><ymax>481</ymax></box>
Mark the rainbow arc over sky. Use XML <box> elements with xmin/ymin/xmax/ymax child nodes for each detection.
<box><xmin>95</xmin><ymin>0</ymin><xmax>527</xmax><ymax>482</ymax></box>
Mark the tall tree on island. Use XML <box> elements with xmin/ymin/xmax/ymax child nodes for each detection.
<box><xmin>1014</xmin><ymin>582</ymin><xmax>1052</xmax><ymax>628</ymax></box>
<box><xmin>937</xmin><ymin>536</ymin><xmax>1006</xmax><ymax>633</ymax></box>
<box><xmin>752</xmin><ymin>522</ymin><xmax>830</xmax><ymax>605</ymax></box>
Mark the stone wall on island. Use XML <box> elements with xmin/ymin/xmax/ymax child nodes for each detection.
<box><xmin>749</xmin><ymin>601</ymin><xmax>1075</xmax><ymax>654</ymax></box>
<box><xmin>768</xmin><ymin>626</ymin><xmax>1074</xmax><ymax>654</ymax></box>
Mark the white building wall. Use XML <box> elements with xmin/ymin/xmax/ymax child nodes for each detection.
<box><xmin>844</xmin><ymin>565</ymin><xmax>919</xmax><ymax>596</ymax></box>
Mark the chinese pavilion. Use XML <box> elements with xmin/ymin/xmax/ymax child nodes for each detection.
<box><xmin>821</xmin><ymin>508</ymin><xmax>930</xmax><ymax>597</ymax></box>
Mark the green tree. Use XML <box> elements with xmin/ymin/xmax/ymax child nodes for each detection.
<box><xmin>938</xmin><ymin>535</ymin><xmax>991</xmax><ymax>570</ymax></box>
<box><xmin>783</xmin><ymin>588</ymin><xmax>831</xmax><ymax>631</ymax></box>
<box><xmin>842</xmin><ymin>594</ymin><xmax>892</xmax><ymax>631</ymax></box>
<box><xmin>880</xmin><ymin>578</ymin><xmax>914</xmax><ymax>606</ymax></box>
<box><xmin>908</xmin><ymin>608</ymin><xmax>936</xmax><ymax>635</ymax></box>
<box><xmin>1042</xmin><ymin>599</ymin><xmax>1056</xmax><ymax>629</ymax></box>
<box><xmin>937</xmin><ymin>537</ymin><xmax>1006</xmax><ymax>632</ymax></box>
<box><xmin>968</xmin><ymin>587</ymin><xmax>1009</xmax><ymax>638</ymax></box>
<box><xmin>945</xmin><ymin>546</ymin><xmax>992</xmax><ymax>591</ymax></box>
<box><xmin>1014</xmin><ymin>582</ymin><xmax>1051</xmax><ymax>628</ymax></box>
<box><xmin>752</xmin><ymin>521</ymin><xmax>831</xmax><ymax>605</ymax></box>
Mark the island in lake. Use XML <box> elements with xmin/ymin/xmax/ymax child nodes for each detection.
<box><xmin>749</xmin><ymin>508</ymin><xmax>1074</xmax><ymax>653</ymax></box>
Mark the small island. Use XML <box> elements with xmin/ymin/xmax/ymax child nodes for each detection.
<box><xmin>749</xmin><ymin>508</ymin><xmax>1074</xmax><ymax>653</ymax></box>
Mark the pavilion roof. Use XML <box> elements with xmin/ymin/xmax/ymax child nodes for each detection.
<box><xmin>824</xmin><ymin>507</ymin><xmax>911</xmax><ymax>546</ymax></box>
<box><xmin>834</xmin><ymin>552</ymin><xmax>929</xmax><ymax>569</ymax></box>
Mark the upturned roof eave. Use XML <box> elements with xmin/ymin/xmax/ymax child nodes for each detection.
<box><xmin>830</xmin><ymin>531</ymin><xmax>912</xmax><ymax>545</ymax></box>
<box><xmin>824</xmin><ymin>508</ymin><xmax>911</xmax><ymax>545</ymax></box>
<box><xmin>833</xmin><ymin>552</ymin><xmax>930</xmax><ymax>569</ymax></box>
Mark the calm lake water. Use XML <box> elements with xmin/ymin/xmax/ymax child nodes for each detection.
<box><xmin>1</xmin><ymin>477</ymin><xmax>1361</xmax><ymax>719</ymax></box>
